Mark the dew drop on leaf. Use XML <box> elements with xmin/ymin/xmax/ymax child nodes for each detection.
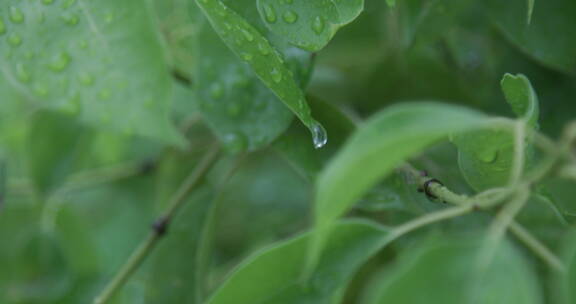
<box><xmin>310</xmin><ymin>120</ymin><xmax>327</xmax><ymax>149</ymax></box>
<box><xmin>48</xmin><ymin>52</ymin><xmax>71</xmax><ymax>72</ymax></box>
<box><xmin>104</xmin><ymin>12</ymin><xmax>114</xmax><ymax>24</ymax></box>
<box><xmin>262</xmin><ymin>4</ymin><xmax>277</xmax><ymax>23</ymax></box>
<box><xmin>9</xmin><ymin>6</ymin><xmax>24</xmax><ymax>24</ymax></box>
<box><xmin>257</xmin><ymin>42</ymin><xmax>270</xmax><ymax>55</ymax></box>
<box><xmin>8</xmin><ymin>33</ymin><xmax>22</xmax><ymax>47</ymax></box>
<box><xmin>475</xmin><ymin>149</ymin><xmax>498</xmax><ymax>164</ymax></box>
<box><xmin>33</xmin><ymin>84</ymin><xmax>49</xmax><ymax>97</ymax></box>
<box><xmin>312</xmin><ymin>16</ymin><xmax>325</xmax><ymax>34</ymax></box>
<box><xmin>78</xmin><ymin>40</ymin><xmax>88</xmax><ymax>49</ymax></box>
<box><xmin>42</xmin><ymin>0</ymin><xmax>54</xmax><ymax>4</ymax></box>
<box><xmin>241</xmin><ymin>53</ymin><xmax>253</xmax><ymax>61</ymax></box>
<box><xmin>282</xmin><ymin>11</ymin><xmax>298</xmax><ymax>24</ymax></box>
<box><xmin>15</xmin><ymin>63</ymin><xmax>31</xmax><ymax>83</ymax></box>
<box><xmin>241</xmin><ymin>29</ymin><xmax>254</xmax><ymax>42</ymax></box>
<box><xmin>61</xmin><ymin>14</ymin><xmax>79</xmax><ymax>26</ymax></box>
<box><xmin>79</xmin><ymin>72</ymin><xmax>94</xmax><ymax>86</ymax></box>
<box><xmin>223</xmin><ymin>132</ymin><xmax>247</xmax><ymax>153</ymax></box>
<box><xmin>270</xmin><ymin>68</ymin><xmax>282</xmax><ymax>83</ymax></box>
<box><xmin>98</xmin><ymin>89</ymin><xmax>111</xmax><ymax>100</ymax></box>
<box><xmin>62</xmin><ymin>0</ymin><xmax>77</xmax><ymax>9</ymax></box>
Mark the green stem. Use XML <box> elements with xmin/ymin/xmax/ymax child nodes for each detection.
<box><xmin>93</xmin><ymin>144</ymin><xmax>220</xmax><ymax>304</ymax></box>
<box><xmin>401</xmin><ymin>164</ymin><xmax>566</xmax><ymax>273</ymax></box>
<box><xmin>509</xmin><ymin>222</ymin><xmax>566</xmax><ymax>273</ymax></box>
<box><xmin>478</xmin><ymin>188</ymin><xmax>529</xmax><ymax>269</ymax></box>
<box><xmin>387</xmin><ymin>204</ymin><xmax>474</xmax><ymax>240</ymax></box>
<box><xmin>509</xmin><ymin>120</ymin><xmax>526</xmax><ymax>185</ymax></box>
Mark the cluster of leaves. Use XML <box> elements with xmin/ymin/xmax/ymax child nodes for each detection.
<box><xmin>1</xmin><ymin>0</ymin><xmax>576</xmax><ymax>303</ymax></box>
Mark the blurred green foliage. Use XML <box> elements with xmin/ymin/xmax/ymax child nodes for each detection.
<box><xmin>1</xmin><ymin>0</ymin><xmax>575</xmax><ymax>303</ymax></box>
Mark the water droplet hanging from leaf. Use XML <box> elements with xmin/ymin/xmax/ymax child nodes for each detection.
<box><xmin>196</xmin><ymin>0</ymin><xmax>327</xmax><ymax>148</ymax></box>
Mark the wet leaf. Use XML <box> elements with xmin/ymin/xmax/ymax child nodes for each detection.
<box><xmin>0</xmin><ymin>0</ymin><xmax>183</xmax><ymax>143</ymax></box>
<box><xmin>195</xmin><ymin>0</ymin><xmax>326</xmax><ymax>148</ymax></box>
<box><xmin>25</xmin><ymin>110</ymin><xmax>92</xmax><ymax>197</ymax></box>
<box><xmin>363</xmin><ymin>236</ymin><xmax>542</xmax><ymax>304</ymax></box>
<box><xmin>483</xmin><ymin>0</ymin><xmax>576</xmax><ymax>74</ymax></box>
<box><xmin>452</xmin><ymin>74</ymin><xmax>540</xmax><ymax>191</ymax></box>
<box><xmin>192</xmin><ymin>17</ymin><xmax>293</xmax><ymax>153</ymax></box>
<box><xmin>208</xmin><ymin>219</ymin><xmax>391</xmax><ymax>304</ymax></box>
<box><xmin>257</xmin><ymin>0</ymin><xmax>364</xmax><ymax>51</ymax></box>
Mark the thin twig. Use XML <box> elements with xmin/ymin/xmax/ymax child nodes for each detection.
<box><xmin>478</xmin><ymin>189</ymin><xmax>529</xmax><ymax>270</ymax></box>
<box><xmin>400</xmin><ymin>164</ymin><xmax>566</xmax><ymax>273</ymax></box>
<box><xmin>509</xmin><ymin>222</ymin><xmax>566</xmax><ymax>273</ymax></box>
<box><xmin>387</xmin><ymin>204</ymin><xmax>474</xmax><ymax>240</ymax></box>
<box><xmin>93</xmin><ymin>144</ymin><xmax>220</xmax><ymax>304</ymax></box>
<box><xmin>509</xmin><ymin>120</ymin><xmax>526</xmax><ymax>185</ymax></box>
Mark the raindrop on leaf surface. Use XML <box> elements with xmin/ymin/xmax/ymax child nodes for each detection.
<box><xmin>312</xmin><ymin>16</ymin><xmax>325</xmax><ymax>34</ymax></box>
<box><xmin>8</xmin><ymin>33</ymin><xmax>22</xmax><ymax>46</ymax></box>
<box><xmin>241</xmin><ymin>29</ymin><xmax>254</xmax><ymax>42</ymax></box>
<box><xmin>98</xmin><ymin>89</ymin><xmax>111</xmax><ymax>100</ymax></box>
<box><xmin>9</xmin><ymin>6</ymin><xmax>24</xmax><ymax>24</ymax></box>
<box><xmin>49</xmin><ymin>52</ymin><xmax>71</xmax><ymax>72</ymax></box>
<box><xmin>282</xmin><ymin>11</ymin><xmax>298</xmax><ymax>24</ymax></box>
<box><xmin>223</xmin><ymin>133</ymin><xmax>247</xmax><ymax>153</ymax></box>
<box><xmin>33</xmin><ymin>84</ymin><xmax>49</xmax><ymax>97</ymax></box>
<box><xmin>270</xmin><ymin>68</ymin><xmax>282</xmax><ymax>83</ymax></box>
<box><xmin>476</xmin><ymin>149</ymin><xmax>498</xmax><ymax>164</ymax></box>
<box><xmin>241</xmin><ymin>53</ymin><xmax>253</xmax><ymax>61</ymax></box>
<box><xmin>262</xmin><ymin>4</ymin><xmax>277</xmax><ymax>23</ymax></box>
<box><xmin>79</xmin><ymin>72</ymin><xmax>94</xmax><ymax>85</ymax></box>
<box><xmin>310</xmin><ymin>121</ymin><xmax>327</xmax><ymax>149</ymax></box>
<box><xmin>258</xmin><ymin>42</ymin><xmax>270</xmax><ymax>55</ymax></box>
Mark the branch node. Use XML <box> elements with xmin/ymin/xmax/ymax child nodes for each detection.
<box><xmin>139</xmin><ymin>159</ymin><xmax>157</xmax><ymax>175</ymax></box>
<box><xmin>420</xmin><ymin>178</ymin><xmax>444</xmax><ymax>201</ymax></box>
<box><xmin>152</xmin><ymin>216</ymin><xmax>169</xmax><ymax>237</ymax></box>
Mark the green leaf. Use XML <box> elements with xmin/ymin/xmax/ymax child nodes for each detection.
<box><xmin>527</xmin><ymin>0</ymin><xmax>535</xmax><ymax>25</ymax></box>
<box><xmin>483</xmin><ymin>0</ymin><xmax>576</xmax><ymax>74</ymax></box>
<box><xmin>363</xmin><ymin>236</ymin><xmax>542</xmax><ymax>304</ymax></box>
<box><xmin>452</xmin><ymin>74</ymin><xmax>540</xmax><ymax>191</ymax></box>
<box><xmin>54</xmin><ymin>205</ymin><xmax>100</xmax><ymax>276</ymax></box>
<box><xmin>195</xmin><ymin>0</ymin><xmax>326</xmax><ymax>148</ymax></box>
<box><xmin>501</xmin><ymin>73</ymin><xmax>539</xmax><ymax>128</ymax></box>
<box><xmin>192</xmin><ymin>19</ymin><xmax>293</xmax><ymax>153</ymax></box>
<box><xmin>311</xmin><ymin>102</ymin><xmax>486</xmax><ymax>266</ymax></box>
<box><xmin>537</xmin><ymin>178</ymin><xmax>576</xmax><ymax>223</ymax></box>
<box><xmin>452</xmin><ymin>128</ymin><xmax>515</xmax><ymax>191</ymax></box>
<box><xmin>0</xmin><ymin>225</ymin><xmax>71</xmax><ymax>303</ymax></box>
<box><xmin>26</xmin><ymin>110</ymin><xmax>92</xmax><ymax>197</ymax></box>
<box><xmin>145</xmin><ymin>186</ymin><xmax>214</xmax><ymax>304</ymax></box>
<box><xmin>0</xmin><ymin>0</ymin><xmax>183</xmax><ymax>144</ymax></box>
<box><xmin>256</xmin><ymin>0</ymin><xmax>364</xmax><ymax>52</ymax></box>
<box><xmin>207</xmin><ymin>219</ymin><xmax>391</xmax><ymax>304</ymax></box>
